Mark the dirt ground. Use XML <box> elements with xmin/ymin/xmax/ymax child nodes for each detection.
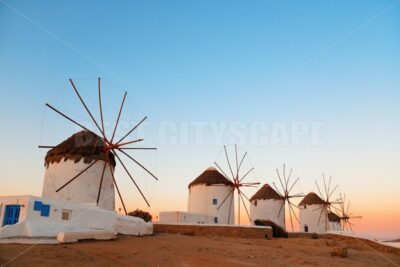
<box><xmin>0</xmin><ymin>234</ymin><xmax>399</xmax><ymax>267</ymax></box>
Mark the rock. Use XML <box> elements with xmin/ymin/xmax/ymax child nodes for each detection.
<box><xmin>330</xmin><ymin>246</ymin><xmax>348</xmax><ymax>258</ymax></box>
<box><xmin>57</xmin><ymin>231</ymin><xmax>116</xmax><ymax>243</ymax></box>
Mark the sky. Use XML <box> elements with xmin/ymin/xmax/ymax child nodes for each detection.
<box><xmin>0</xmin><ymin>1</ymin><xmax>399</xmax><ymax>239</ymax></box>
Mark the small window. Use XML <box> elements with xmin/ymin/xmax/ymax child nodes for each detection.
<box><xmin>304</xmin><ymin>225</ymin><xmax>309</xmax><ymax>232</ymax></box>
<box><xmin>254</xmin><ymin>200</ymin><xmax>257</xmax><ymax>206</ymax></box>
<box><xmin>62</xmin><ymin>209</ymin><xmax>71</xmax><ymax>221</ymax></box>
<box><xmin>33</xmin><ymin>201</ymin><xmax>42</xmax><ymax>211</ymax></box>
<box><xmin>212</xmin><ymin>198</ymin><xmax>218</xmax><ymax>205</ymax></box>
<box><xmin>40</xmin><ymin>204</ymin><xmax>50</xmax><ymax>217</ymax></box>
<box><xmin>214</xmin><ymin>217</ymin><xmax>218</xmax><ymax>224</ymax></box>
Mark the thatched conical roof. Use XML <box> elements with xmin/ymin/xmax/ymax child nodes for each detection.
<box><xmin>299</xmin><ymin>192</ymin><xmax>325</xmax><ymax>206</ymax></box>
<box><xmin>188</xmin><ymin>167</ymin><xmax>233</xmax><ymax>188</ymax></box>
<box><xmin>328</xmin><ymin>211</ymin><xmax>341</xmax><ymax>222</ymax></box>
<box><xmin>45</xmin><ymin>130</ymin><xmax>116</xmax><ymax>167</ymax></box>
<box><xmin>250</xmin><ymin>183</ymin><xmax>283</xmax><ymax>201</ymax></box>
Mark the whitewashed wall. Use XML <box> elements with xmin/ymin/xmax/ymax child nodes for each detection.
<box><xmin>0</xmin><ymin>195</ymin><xmax>30</xmax><ymax>228</ymax></box>
<box><xmin>328</xmin><ymin>221</ymin><xmax>342</xmax><ymax>231</ymax></box>
<box><xmin>250</xmin><ymin>199</ymin><xmax>285</xmax><ymax>229</ymax></box>
<box><xmin>0</xmin><ymin>195</ymin><xmax>152</xmax><ymax>239</ymax></box>
<box><xmin>187</xmin><ymin>184</ymin><xmax>234</xmax><ymax>225</ymax></box>
<box><xmin>42</xmin><ymin>159</ymin><xmax>115</xmax><ymax>211</ymax></box>
<box><xmin>159</xmin><ymin>211</ymin><xmax>214</xmax><ymax>224</ymax></box>
<box><xmin>299</xmin><ymin>204</ymin><xmax>328</xmax><ymax>233</ymax></box>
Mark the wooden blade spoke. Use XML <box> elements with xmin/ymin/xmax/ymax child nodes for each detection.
<box><xmin>117</xmin><ymin>149</ymin><xmax>158</xmax><ymax>180</ymax></box>
<box><xmin>328</xmin><ymin>184</ymin><xmax>339</xmax><ymax>200</ymax></box>
<box><xmin>290</xmin><ymin>193</ymin><xmax>305</xmax><ymax>198</ymax></box>
<box><xmin>331</xmin><ymin>205</ymin><xmax>341</xmax><ymax>214</ymax></box>
<box><xmin>327</xmin><ymin>175</ymin><xmax>332</xmax><ymax>198</ymax></box>
<box><xmin>56</xmin><ymin>159</ymin><xmax>98</xmax><ymax>192</ymax></box>
<box><xmin>315</xmin><ymin>180</ymin><xmax>324</xmax><ymax>199</ymax></box>
<box><xmin>322</xmin><ymin>174</ymin><xmax>328</xmax><ymax>200</ymax></box>
<box><xmin>110</xmin><ymin>92</ymin><xmax>127</xmax><ymax>143</ymax></box>
<box><xmin>346</xmin><ymin>201</ymin><xmax>351</xmax><ymax>215</ymax></box>
<box><xmin>224</xmin><ymin>145</ymin><xmax>235</xmax><ymax>181</ymax></box>
<box><xmin>272</xmin><ymin>182</ymin><xmax>283</xmax><ymax>197</ymax></box>
<box><xmin>283</xmin><ymin>164</ymin><xmax>289</xmax><ymax>191</ymax></box>
<box><xmin>239</xmin><ymin>192</ymin><xmax>251</xmax><ymax>223</ymax></box>
<box><xmin>214</xmin><ymin>162</ymin><xmax>233</xmax><ymax>182</ymax></box>
<box><xmin>98</xmin><ymin>77</ymin><xmax>106</xmax><ymax>140</ymax></box>
<box><xmin>343</xmin><ymin>220</ymin><xmax>348</xmax><ymax>231</ymax></box>
<box><xmin>239</xmin><ymin>167</ymin><xmax>254</xmax><ymax>182</ymax></box>
<box><xmin>348</xmin><ymin>221</ymin><xmax>354</xmax><ymax>232</ymax></box>
<box><xmin>239</xmin><ymin>191</ymin><xmax>253</xmax><ymax>204</ymax></box>
<box><xmin>69</xmin><ymin>79</ymin><xmax>105</xmax><ymax>139</ymax></box>
<box><xmin>108</xmin><ymin>164</ymin><xmax>127</xmax><ymax>215</ymax></box>
<box><xmin>317</xmin><ymin>206</ymin><xmax>325</xmax><ymax>226</ymax></box>
<box><xmin>276</xmin><ymin>169</ymin><xmax>286</xmax><ymax>194</ymax></box>
<box><xmin>286</xmin><ymin>168</ymin><xmax>293</xmax><ymax>190</ymax></box>
<box><xmin>119</xmin><ymin>147</ymin><xmax>157</xmax><ymax>150</ymax></box>
<box><xmin>116</xmin><ymin>116</ymin><xmax>147</xmax><ymax>145</ymax></box>
<box><xmin>240</xmin><ymin>185</ymin><xmax>258</xmax><ymax>188</ymax></box>
<box><xmin>240</xmin><ymin>182</ymin><xmax>260</xmax><ymax>186</ymax></box>
<box><xmin>288</xmin><ymin>201</ymin><xmax>300</xmax><ymax>223</ymax></box>
<box><xmin>287</xmin><ymin>201</ymin><xmax>294</xmax><ymax>231</ymax></box>
<box><xmin>38</xmin><ymin>145</ymin><xmax>55</xmax><ymax>148</ymax></box>
<box><xmin>97</xmin><ymin>77</ymin><xmax>107</xmax><ymax>140</ymax></box>
<box><xmin>238</xmin><ymin>192</ymin><xmax>241</xmax><ymax>224</ymax></box>
<box><xmin>46</xmin><ymin>103</ymin><xmax>96</xmax><ymax>136</ymax></box>
<box><xmin>288</xmin><ymin>201</ymin><xmax>300</xmax><ymax>209</ymax></box>
<box><xmin>235</xmin><ymin>144</ymin><xmax>239</xmax><ymax>178</ymax></box>
<box><xmin>227</xmin><ymin>189</ymin><xmax>234</xmax><ymax>224</ymax></box>
<box><xmin>277</xmin><ymin>201</ymin><xmax>285</xmax><ymax>218</ymax></box>
<box><xmin>237</xmin><ymin>152</ymin><xmax>247</xmax><ymax>174</ymax></box>
<box><xmin>288</xmin><ymin>177</ymin><xmax>300</xmax><ymax>193</ymax></box>
<box><xmin>114</xmin><ymin>152</ymin><xmax>151</xmax><ymax>207</ymax></box>
<box><xmin>217</xmin><ymin>188</ymin><xmax>234</xmax><ymax>210</ymax></box>
<box><xmin>117</xmin><ymin>138</ymin><xmax>144</xmax><ymax>147</ymax></box>
<box><xmin>96</xmin><ymin>161</ymin><xmax>108</xmax><ymax>205</ymax></box>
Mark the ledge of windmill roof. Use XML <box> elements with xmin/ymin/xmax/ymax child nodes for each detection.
<box><xmin>44</xmin><ymin>130</ymin><xmax>116</xmax><ymax>167</ymax></box>
<box><xmin>299</xmin><ymin>192</ymin><xmax>326</xmax><ymax>206</ymax></box>
<box><xmin>188</xmin><ymin>167</ymin><xmax>233</xmax><ymax>188</ymax></box>
<box><xmin>328</xmin><ymin>212</ymin><xmax>341</xmax><ymax>222</ymax></box>
<box><xmin>250</xmin><ymin>183</ymin><xmax>283</xmax><ymax>201</ymax></box>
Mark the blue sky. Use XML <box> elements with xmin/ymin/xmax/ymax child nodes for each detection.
<box><xmin>0</xmin><ymin>1</ymin><xmax>399</xmax><ymax>237</ymax></box>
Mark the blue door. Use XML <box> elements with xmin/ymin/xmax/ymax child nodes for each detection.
<box><xmin>3</xmin><ymin>205</ymin><xmax>21</xmax><ymax>226</ymax></box>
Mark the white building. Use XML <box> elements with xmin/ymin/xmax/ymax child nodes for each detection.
<box><xmin>160</xmin><ymin>167</ymin><xmax>235</xmax><ymax>225</ymax></box>
<box><xmin>0</xmin><ymin>195</ymin><xmax>151</xmax><ymax>240</ymax></box>
<box><xmin>299</xmin><ymin>192</ymin><xmax>328</xmax><ymax>233</ymax></box>
<box><xmin>327</xmin><ymin>211</ymin><xmax>342</xmax><ymax>231</ymax></box>
<box><xmin>249</xmin><ymin>183</ymin><xmax>285</xmax><ymax>229</ymax></box>
<box><xmin>42</xmin><ymin>131</ymin><xmax>115</xmax><ymax>211</ymax></box>
<box><xmin>0</xmin><ymin>131</ymin><xmax>152</xmax><ymax>242</ymax></box>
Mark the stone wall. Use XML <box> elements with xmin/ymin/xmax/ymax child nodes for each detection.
<box><xmin>154</xmin><ymin>223</ymin><xmax>272</xmax><ymax>239</ymax></box>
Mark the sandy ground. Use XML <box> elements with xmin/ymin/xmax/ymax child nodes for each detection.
<box><xmin>0</xmin><ymin>234</ymin><xmax>399</xmax><ymax>267</ymax></box>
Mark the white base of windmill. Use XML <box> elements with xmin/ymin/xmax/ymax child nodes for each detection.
<box><xmin>299</xmin><ymin>204</ymin><xmax>330</xmax><ymax>233</ymax></box>
<box><xmin>249</xmin><ymin>199</ymin><xmax>285</xmax><ymax>229</ymax></box>
<box><xmin>42</xmin><ymin>159</ymin><xmax>115</xmax><ymax>211</ymax></box>
<box><xmin>0</xmin><ymin>195</ymin><xmax>152</xmax><ymax>243</ymax></box>
<box><xmin>328</xmin><ymin>221</ymin><xmax>342</xmax><ymax>231</ymax></box>
<box><xmin>188</xmin><ymin>184</ymin><xmax>235</xmax><ymax>225</ymax></box>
